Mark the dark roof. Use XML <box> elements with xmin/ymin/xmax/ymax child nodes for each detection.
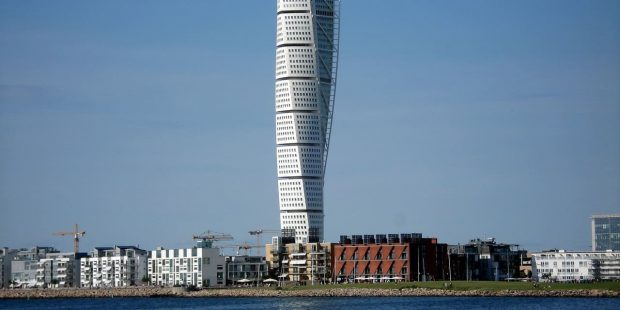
<box><xmin>116</xmin><ymin>245</ymin><xmax>143</xmax><ymax>250</ymax></box>
<box><xmin>94</xmin><ymin>247</ymin><xmax>114</xmax><ymax>250</ymax></box>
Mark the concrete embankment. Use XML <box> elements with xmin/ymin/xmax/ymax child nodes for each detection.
<box><xmin>1</xmin><ymin>287</ymin><xmax>618</xmax><ymax>299</ymax></box>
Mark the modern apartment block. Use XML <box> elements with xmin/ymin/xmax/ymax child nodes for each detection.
<box><xmin>11</xmin><ymin>247</ymin><xmax>58</xmax><ymax>288</ymax></box>
<box><xmin>35</xmin><ymin>252</ymin><xmax>86</xmax><ymax>288</ymax></box>
<box><xmin>332</xmin><ymin>234</ymin><xmax>448</xmax><ymax>283</ymax></box>
<box><xmin>80</xmin><ymin>246</ymin><xmax>148</xmax><ymax>288</ymax></box>
<box><xmin>265</xmin><ymin>240</ymin><xmax>332</xmax><ymax>284</ymax></box>
<box><xmin>592</xmin><ymin>214</ymin><xmax>620</xmax><ymax>251</ymax></box>
<box><xmin>0</xmin><ymin>247</ymin><xmax>17</xmax><ymax>288</ymax></box>
<box><xmin>448</xmin><ymin>238</ymin><xmax>526</xmax><ymax>281</ymax></box>
<box><xmin>225</xmin><ymin>255</ymin><xmax>268</xmax><ymax>285</ymax></box>
<box><xmin>532</xmin><ymin>250</ymin><xmax>620</xmax><ymax>282</ymax></box>
<box><xmin>274</xmin><ymin>0</ymin><xmax>341</xmax><ymax>244</ymax></box>
<box><xmin>148</xmin><ymin>244</ymin><xmax>226</xmax><ymax>288</ymax></box>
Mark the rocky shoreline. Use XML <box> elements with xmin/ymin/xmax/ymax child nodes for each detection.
<box><xmin>1</xmin><ymin>287</ymin><xmax>618</xmax><ymax>299</ymax></box>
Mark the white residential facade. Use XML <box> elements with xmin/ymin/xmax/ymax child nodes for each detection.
<box><xmin>532</xmin><ymin>250</ymin><xmax>620</xmax><ymax>282</ymax></box>
<box><xmin>275</xmin><ymin>0</ymin><xmax>341</xmax><ymax>243</ymax></box>
<box><xmin>81</xmin><ymin>246</ymin><xmax>147</xmax><ymax>288</ymax></box>
<box><xmin>148</xmin><ymin>246</ymin><xmax>226</xmax><ymax>288</ymax></box>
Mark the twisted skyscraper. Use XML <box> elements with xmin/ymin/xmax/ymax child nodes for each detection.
<box><xmin>275</xmin><ymin>0</ymin><xmax>340</xmax><ymax>244</ymax></box>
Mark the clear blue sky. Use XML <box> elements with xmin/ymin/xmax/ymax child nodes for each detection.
<box><xmin>1</xmin><ymin>0</ymin><xmax>619</xmax><ymax>253</ymax></box>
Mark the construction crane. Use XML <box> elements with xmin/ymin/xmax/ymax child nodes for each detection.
<box><xmin>248</xmin><ymin>229</ymin><xmax>280</xmax><ymax>256</ymax></box>
<box><xmin>192</xmin><ymin>230</ymin><xmax>233</xmax><ymax>248</ymax></box>
<box><xmin>235</xmin><ymin>242</ymin><xmax>266</xmax><ymax>256</ymax></box>
<box><xmin>53</xmin><ymin>224</ymin><xmax>86</xmax><ymax>253</ymax></box>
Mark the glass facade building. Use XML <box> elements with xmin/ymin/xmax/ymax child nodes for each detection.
<box><xmin>592</xmin><ymin>215</ymin><xmax>620</xmax><ymax>251</ymax></box>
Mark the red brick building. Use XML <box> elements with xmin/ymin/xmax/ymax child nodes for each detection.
<box><xmin>332</xmin><ymin>234</ymin><xmax>448</xmax><ymax>282</ymax></box>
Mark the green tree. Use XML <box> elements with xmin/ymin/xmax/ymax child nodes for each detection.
<box><xmin>141</xmin><ymin>275</ymin><xmax>151</xmax><ymax>285</ymax></box>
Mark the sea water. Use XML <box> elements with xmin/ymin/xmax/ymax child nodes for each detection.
<box><xmin>1</xmin><ymin>297</ymin><xmax>619</xmax><ymax>309</ymax></box>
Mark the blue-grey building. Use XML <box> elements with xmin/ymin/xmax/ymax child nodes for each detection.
<box><xmin>592</xmin><ymin>214</ymin><xmax>620</xmax><ymax>251</ymax></box>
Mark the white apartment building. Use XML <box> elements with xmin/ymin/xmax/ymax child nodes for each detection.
<box><xmin>275</xmin><ymin>0</ymin><xmax>341</xmax><ymax>243</ymax></box>
<box><xmin>81</xmin><ymin>246</ymin><xmax>147</xmax><ymax>288</ymax></box>
<box><xmin>532</xmin><ymin>250</ymin><xmax>620</xmax><ymax>282</ymax></box>
<box><xmin>148</xmin><ymin>245</ymin><xmax>225</xmax><ymax>288</ymax></box>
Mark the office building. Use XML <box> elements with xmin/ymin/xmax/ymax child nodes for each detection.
<box><xmin>81</xmin><ymin>246</ymin><xmax>148</xmax><ymax>288</ymax></box>
<box><xmin>592</xmin><ymin>214</ymin><xmax>620</xmax><ymax>251</ymax></box>
<box><xmin>274</xmin><ymin>0</ymin><xmax>341</xmax><ymax>243</ymax></box>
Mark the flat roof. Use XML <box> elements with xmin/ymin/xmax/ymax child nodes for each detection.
<box><xmin>592</xmin><ymin>214</ymin><xmax>620</xmax><ymax>218</ymax></box>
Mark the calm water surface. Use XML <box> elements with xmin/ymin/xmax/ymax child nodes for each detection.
<box><xmin>1</xmin><ymin>297</ymin><xmax>619</xmax><ymax>309</ymax></box>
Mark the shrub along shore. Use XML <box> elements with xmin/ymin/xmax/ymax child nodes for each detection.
<box><xmin>1</xmin><ymin>282</ymin><xmax>619</xmax><ymax>299</ymax></box>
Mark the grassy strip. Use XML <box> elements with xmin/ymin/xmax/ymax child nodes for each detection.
<box><xmin>270</xmin><ymin>281</ymin><xmax>620</xmax><ymax>292</ymax></box>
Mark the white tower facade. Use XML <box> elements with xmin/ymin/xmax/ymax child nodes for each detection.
<box><xmin>275</xmin><ymin>0</ymin><xmax>340</xmax><ymax>244</ymax></box>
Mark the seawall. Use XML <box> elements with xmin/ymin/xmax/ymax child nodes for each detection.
<box><xmin>1</xmin><ymin>287</ymin><xmax>618</xmax><ymax>299</ymax></box>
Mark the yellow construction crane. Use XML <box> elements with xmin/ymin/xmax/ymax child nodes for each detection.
<box><xmin>248</xmin><ymin>229</ymin><xmax>280</xmax><ymax>255</ymax></box>
<box><xmin>53</xmin><ymin>224</ymin><xmax>86</xmax><ymax>253</ymax></box>
<box><xmin>192</xmin><ymin>230</ymin><xmax>233</xmax><ymax>248</ymax></box>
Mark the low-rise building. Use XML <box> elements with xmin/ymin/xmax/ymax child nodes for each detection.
<box><xmin>0</xmin><ymin>247</ymin><xmax>17</xmax><ymax>288</ymax></box>
<box><xmin>81</xmin><ymin>246</ymin><xmax>147</xmax><ymax>288</ymax></box>
<box><xmin>225</xmin><ymin>255</ymin><xmax>268</xmax><ymax>285</ymax></box>
<box><xmin>448</xmin><ymin>238</ymin><xmax>526</xmax><ymax>281</ymax></box>
<box><xmin>11</xmin><ymin>247</ymin><xmax>58</xmax><ymax>288</ymax></box>
<box><xmin>532</xmin><ymin>250</ymin><xmax>620</xmax><ymax>282</ymax></box>
<box><xmin>332</xmin><ymin>233</ymin><xmax>447</xmax><ymax>283</ymax></box>
<box><xmin>148</xmin><ymin>242</ymin><xmax>226</xmax><ymax>288</ymax></box>
<box><xmin>35</xmin><ymin>252</ymin><xmax>86</xmax><ymax>288</ymax></box>
<box><xmin>266</xmin><ymin>240</ymin><xmax>332</xmax><ymax>284</ymax></box>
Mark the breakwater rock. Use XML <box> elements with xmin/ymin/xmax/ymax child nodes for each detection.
<box><xmin>1</xmin><ymin>287</ymin><xmax>618</xmax><ymax>299</ymax></box>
